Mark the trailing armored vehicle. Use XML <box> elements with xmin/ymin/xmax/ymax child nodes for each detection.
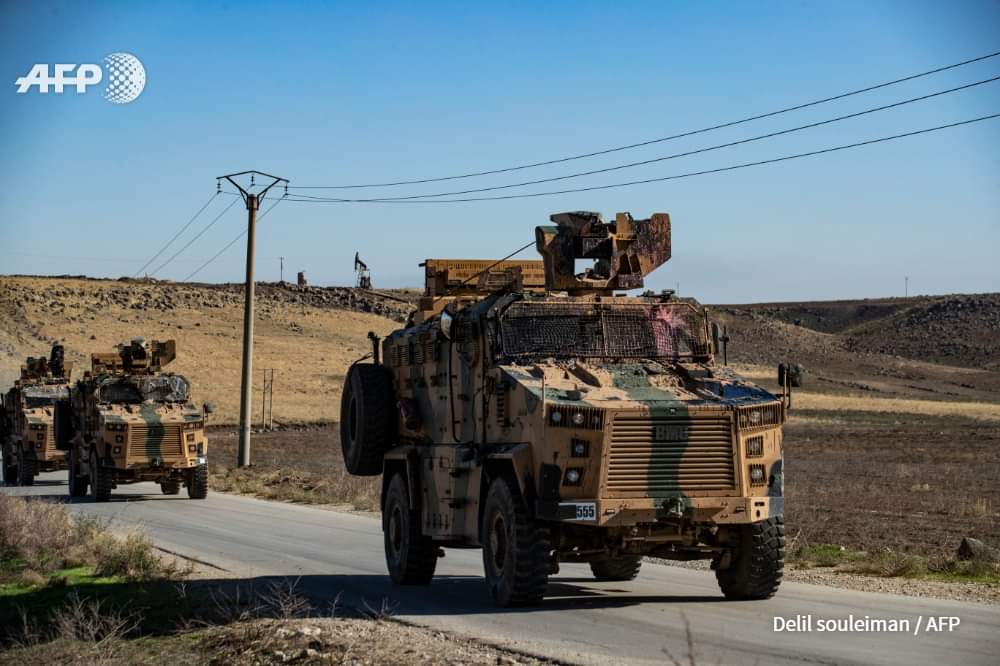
<box><xmin>340</xmin><ymin>211</ymin><xmax>790</xmax><ymax>606</ymax></box>
<box><xmin>58</xmin><ymin>338</ymin><xmax>211</xmax><ymax>501</ymax></box>
<box><xmin>0</xmin><ymin>345</ymin><xmax>72</xmax><ymax>486</ymax></box>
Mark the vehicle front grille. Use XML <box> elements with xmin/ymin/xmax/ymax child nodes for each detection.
<box><xmin>606</xmin><ymin>412</ymin><xmax>738</xmax><ymax>496</ymax></box>
<box><xmin>127</xmin><ymin>423</ymin><xmax>183</xmax><ymax>459</ymax></box>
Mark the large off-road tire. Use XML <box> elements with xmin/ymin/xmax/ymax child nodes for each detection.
<box><xmin>16</xmin><ymin>446</ymin><xmax>35</xmax><ymax>486</ymax></box>
<box><xmin>3</xmin><ymin>446</ymin><xmax>19</xmax><ymax>484</ymax></box>
<box><xmin>589</xmin><ymin>555</ymin><xmax>642</xmax><ymax>582</ymax></box>
<box><xmin>187</xmin><ymin>465</ymin><xmax>208</xmax><ymax>499</ymax></box>
<box><xmin>161</xmin><ymin>480</ymin><xmax>180</xmax><ymax>495</ymax></box>
<box><xmin>68</xmin><ymin>448</ymin><xmax>88</xmax><ymax>498</ymax></box>
<box><xmin>715</xmin><ymin>516</ymin><xmax>785</xmax><ymax>600</ymax></box>
<box><xmin>383</xmin><ymin>473</ymin><xmax>437</xmax><ymax>584</ymax></box>
<box><xmin>481</xmin><ymin>475</ymin><xmax>551</xmax><ymax>607</ymax></box>
<box><xmin>89</xmin><ymin>450</ymin><xmax>112</xmax><ymax>503</ymax></box>
<box><xmin>340</xmin><ymin>364</ymin><xmax>397</xmax><ymax>476</ymax></box>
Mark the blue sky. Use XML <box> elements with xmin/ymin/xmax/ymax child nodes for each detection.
<box><xmin>1</xmin><ymin>1</ymin><xmax>998</xmax><ymax>302</ymax></box>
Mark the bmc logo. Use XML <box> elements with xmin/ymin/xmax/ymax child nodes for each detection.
<box><xmin>14</xmin><ymin>53</ymin><xmax>146</xmax><ymax>104</ymax></box>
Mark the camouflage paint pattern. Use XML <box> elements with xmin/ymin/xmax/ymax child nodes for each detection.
<box><xmin>1</xmin><ymin>346</ymin><xmax>72</xmax><ymax>478</ymax></box>
<box><xmin>376</xmin><ymin>212</ymin><xmax>786</xmax><ymax>561</ymax></box>
<box><xmin>68</xmin><ymin>339</ymin><xmax>208</xmax><ymax>486</ymax></box>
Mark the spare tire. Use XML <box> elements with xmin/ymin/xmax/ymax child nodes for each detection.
<box><xmin>340</xmin><ymin>364</ymin><xmax>398</xmax><ymax>476</ymax></box>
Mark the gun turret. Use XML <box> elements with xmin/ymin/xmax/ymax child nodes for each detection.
<box><xmin>535</xmin><ymin>211</ymin><xmax>671</xmax><ymax>294</ymax></box>
<box><xmin>20</xmin><ymin>344</ymin><xmax>72</xmax><ymax>382</ymax></box>
<box><xmin>92</xmin><ymin>338</ymin><xmax>177</xmax><ymax>375</ymax></box>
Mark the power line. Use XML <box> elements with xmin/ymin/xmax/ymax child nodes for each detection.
<box><xmin>133</xmin><ymin>192</ymin><xmax>219</xmax><ymax>277</ymax></box>
<box><xmin>290</xmin><ymin>49</ymin><xmax>1000</xmax><ymax>190</ymax></box>
<box><xmin>182</xmin><ymin>196</ymin><xmax>285</xmax><ymax>282</ymax></box>
<box><xmin>148</xmin><ymin>198</ymin><xmax>241</xmax><ymax>276</ymax></box>
<box><xmin>277</xmin><ymin>113</ymin><xmax>1000</xmax><ymax>204</ymax></box>
<box><xmin>292</xmin><ymin>76</ymin><xmax>1000</xmax><ymax>202</ymax></box>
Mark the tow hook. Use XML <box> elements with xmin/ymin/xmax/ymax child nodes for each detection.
<box><xmin>662</xmin><ymin>497</ymin><xmax>686</xmax><ymax>519</ymax></box>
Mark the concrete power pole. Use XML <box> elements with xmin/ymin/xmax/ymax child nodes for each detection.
<box><xmin>280</xmin><ymin>256</ymin><xmax>284</xmax><ymax>283</ymax></box>
<box><xmin>905</xmin><ymin>276</ymin><xmax>909</xmax><ymax>298</ymax></box>
<box><xmin>219</xmin><ymin>170</ymin><xmax>289</xmax><ymax>468</ymax></box>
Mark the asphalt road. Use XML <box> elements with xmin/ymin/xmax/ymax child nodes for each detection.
<box><xmin>4</xmin><ymin>471</ymin><xmax>999</xmax><ymax>665</ymax></box>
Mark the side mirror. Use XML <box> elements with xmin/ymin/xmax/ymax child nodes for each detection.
<box><xmin>440</xmin><ymin>310</ymin><xmax>454</xmax><ymax>340</ymax></box>
<box><xmin>203</xmin><ymin>402</ymin><xmax>215</xmax><ymax>415</ymax></box>
<box><xmin>711</xmin><ymin>322</ymin><xmax>721</xmax><ymax>354</ymax></box>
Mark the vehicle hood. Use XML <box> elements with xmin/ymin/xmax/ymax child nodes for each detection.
<box><xmin>499</xmin><ymin>360</ymin><xmax>777</xmax><ymax>407</ymax></box>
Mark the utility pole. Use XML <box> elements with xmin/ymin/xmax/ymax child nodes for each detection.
<box><xmin>219</xmin><ymin>170</ymin><xmax>289</xmax><ymax>468</ymax></box>
<box><xmin>905</xmin><ymin>275</ymin><xmax>909</xmax><ymax>298</ymax></box>
<box><xmin>280</xmin><ymin>256</ymin><xmax>284</xmax><ymax>283</ymax></box>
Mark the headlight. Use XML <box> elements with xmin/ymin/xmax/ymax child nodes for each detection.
<box><xmin>547</xmin><ymin>406</ymin><xmax>604</xmax><ymax>430</ymax></box>
<box><xmin>746</xmin><ymin>436</ymin><xmax>763</xmax><ymax>458</ymax></box>
<box><xmin>188</xmin><ymin>444</ymin><xmax>197</xmax><ymax>453</ymax></box>
<box><xmin>564</xmin><ymin>468</ymin><xmax>583</xmax><ymax>485</ymax></box>
<box><xmin>112</xmin><ymin>445</ymin><xmax>122</xmax><ymax>454</ymax></box>
<box><xmin>749</xmin><ymin>464</ymin><xmax>766</xmax><ymax>486</ymax></box>
<box><xmin>571</xmin><ymin>439</ymin><xmax>589</xmax><ymax>457</ymax></box>
<box><xmin>749</xmin><ymin>411</ymin><xmax>762</xmax><ymax>425</ymax></box>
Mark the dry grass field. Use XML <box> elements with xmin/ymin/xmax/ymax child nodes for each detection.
<box><xmin>0</xmin><ymin>277</ymin><xmax>400</xmax><ymax>424</ymax></box>
<box><xmin>3</xmin><ymin>276</ymin><xmax>998</xmax><ymax>571</ymax></box>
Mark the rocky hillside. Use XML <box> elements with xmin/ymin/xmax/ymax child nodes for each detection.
<box><xmin>716</xmin><ymin>293</ymin><xmax>1000</xmax><ymax>370</ymax></box>
<box><xmin>0</xmin><ymin>276</ymin><xmax>409</xmax><ymax>423</ymax></box>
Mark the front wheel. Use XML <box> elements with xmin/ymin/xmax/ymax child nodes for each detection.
<box><xmin>68</xmin><ymin>448</ymin><xmax>88</xmax><ymax>498</ymax></box>
<box><xmin>2</xmin><ymin>448</ymin><xmax>17</xmax><ymax>484</ymax></box>
<box><xmin>16</xmin><ymin>446</ymin><xmax>35</xmax><ymax>486</ymax></box>
<box><xmin>481</xmin><ymin>476</ymin><xmax>551</xmax><ymax>607</ymax></box>
<box><xmin>187</xmin><ymin>465</ymin><xmax>208</xmax><ymax>499</ymax></box>
<box><xmin>89</xmin><ymin>450</ymin><xmax>112</xmax><ymax>502</ymax></box>
<box><xmin>715</xmin><ymin>516</ymin><xmax>785</xmax><ymax>600</ymax></box>
<box><xmin>383</xmin><ymin>473</ymin><xmax>436</xmax><ymax>584</ymax></box>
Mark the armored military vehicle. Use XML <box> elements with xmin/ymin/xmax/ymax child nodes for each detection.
<box><xmin>340</xmin><ymin>211</ymin><xmax>789</xmax><ymax>606</ymax></box>
<box><xmin>1</xmin><ymin>345</ymin><xmax>72</xmax><ymax>486</ymax></box>
<box><xmin>59</xmin><ymin>338</ymin><xmax>211</xmax><ymax>501</ymax></box>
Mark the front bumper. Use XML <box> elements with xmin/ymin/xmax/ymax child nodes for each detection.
<box><xmin>538</xmin><ymin>496</ymin><xmax>784</xmax><ymax>526</ymax></box>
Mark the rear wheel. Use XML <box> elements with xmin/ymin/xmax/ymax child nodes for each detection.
<box><xmin>187</xmin><ymin>465</ymin><xmax>208</xmax><ymax>499</ymax></box>
<box><xmin>160</xmin><ymin>480</ymin><xmax>180</xmax><ymax>495</ymax></box>
<box><xmin>340</xmin><ymin>364</ymin><xmax>397</xmax><ymax>476</ymax></box>
<box><xmin>89</xmin><ymin>450</ymin><xmax>112</xmax><ymax>502</ymax></box>
<box><xmin>589</xmin><ymin>555</ymin><xmax>642</xmax><ymax>582</ymax></box>
<box><xmin>383</xmin><ymin>473</ymin><xmax>436</xmax><ymax>584</ymax></box>
<box><xmin>481</xmin><ymin>476</ymin><xmax>551</xmax><ymax>607</ymax></box>
<box><xmin>16</xmin><ymin>446</ymin><xmax>34</xmax><ymax>486</ymax></box>
<box><xmin>68</xmin><ymin>447</ymin><xmax>88</xmax><ymax>498</ymax></box>
<box><xmin>715</xmin><ymin>516</ymin><xmax>785</xmax><ymax>600</ymax></box>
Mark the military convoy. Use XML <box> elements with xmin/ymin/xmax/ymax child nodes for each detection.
<box><xmin>341</xmin><ymin>210</ymin><xmax>789</xmax><ymax>606</ymax></box>
<box><xmin>0</xmin><ymin>345</ymin><xmax>73</xmax><ymax>486</ymax></box>
<box><xmin>57</xmin><ymin>338</ymin><xmax>211</xmax><ymax>501</ymax></box>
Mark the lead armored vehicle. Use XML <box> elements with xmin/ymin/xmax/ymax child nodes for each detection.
<box><xmin>60</xmin><ymin>338</ymin><xmax>210</xmax><ymax>501</ymax></box>
<box><xmin>340</xmin><ymin>211</ymin><xmax>789</xmax><ymax>606</ymax></box>
<box><xmin>1</xmin><ymin>345</ymin><xmax>72</xmax><ymax>485</ymax></box>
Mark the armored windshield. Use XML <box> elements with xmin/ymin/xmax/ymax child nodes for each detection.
<box><xmin>98</xmin><ymin>375</ymin><xmax>190</xmax><ymax>403</ymax></box>
<box><xmin>497</xmin><ymin>301</ymin><xmax>710</xmax><ymax>360</ymax></box>
<box><xmin>22</xmin><ymin>385</ymin><xmax>69</xmax><ymax>409</ymax></box>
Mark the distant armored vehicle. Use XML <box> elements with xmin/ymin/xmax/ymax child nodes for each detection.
<box><xmin>59</xmin><ymin>338</ymin><xmax>211</xmax><ymax>501</ymax></box>
<box><xmin>0</xmin><ymin>345</ymin><xmax>72</xmax><ymax>485</ymax></box>
<box><xmin>341</xmin><ymin>211</ymin><xmax>790</xmax><ymax>606</ymax></box>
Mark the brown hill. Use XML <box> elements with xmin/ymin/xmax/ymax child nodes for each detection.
<box><xmin>2</xmin><ymin>276</ymin><xmax>998</xmax><ymax>424</ymax></box>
